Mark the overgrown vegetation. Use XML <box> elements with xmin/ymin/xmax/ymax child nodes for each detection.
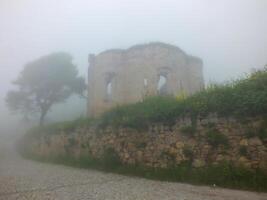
<box><xmin>99</xmin><ymin>96</ymin><xmax>179</xmax><ymax>130</ymax></box>
<box><xmin>99</xmin><ymin>67</ymin><xmax>267</xmax><ymax>130</ymax></box>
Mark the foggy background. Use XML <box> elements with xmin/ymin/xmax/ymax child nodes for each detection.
<box><xmin>0</xmin><ymin>0</ymin><xmax>267</xmax><ymax>135</ymax></box>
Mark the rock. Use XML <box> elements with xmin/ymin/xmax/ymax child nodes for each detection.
<box><xmin>216</xmin><ymin>154</ymin><xmax>224</xmax><ymax>162</ymax></box>
<box><xmin>238</xmin><ymin>156</ymin><xmax>251</xmax><ymax>168</ymax></box>
<box><xmin>239</xmin><ymin>139</ymin><xmax>248</xmax><ymax>146</ymax></box>
<box><xmin>175</xmin><ymin>155</ymin><xmax>183</xmax><ymax>163</ymax></box>
<box><xmin>160</xmin><ymin>163</ymin><xmax>168</xmax><ymax>168</ymax></box>
<box><xmin>175</xmin><ymin>142</ymin><xmax>184</xmax><ymax>149</ymax></box>
<box><xmin>248</xmin><ymin>138</ymin><xmax>262</xmax><ymax>146</ymax></box>
<box><xmin>256</xmin><ymin>145</ymin><xmax>266</xmax><ymax>152</ymax></box>
<box><xmin>127</xmin><ymin>143</ymin><xmax>135</xmax><ymax>150</ymax></box>
<box><xmin>203</xmin><ymin>145</ymin><xmax>210</xmax><ymax>149</ymax></box>
<box><xmin>168</xmin><ymin>147</ymin><xmax>177</xmax><ymax>155</ymax></box>
<box><xmin>192</xmin><ymin>159</ymin><xmax>205</xmax><ymax>168</ymax></box>
<box><xmin>124</xmin><ymin>153</ymin><xmax>130</xmax><ymax>159</ymax></box>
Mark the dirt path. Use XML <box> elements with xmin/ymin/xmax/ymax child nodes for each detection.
<box><xmin>0</xmin><ymin>134</ymin><xmax>267</xmax><ymax>200</ymax></box>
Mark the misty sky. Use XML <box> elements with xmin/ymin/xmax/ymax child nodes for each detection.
<box><xmin>0</xmin><ymin>0</ymin><xmax>267</xmax><ymax>132</ymax></box>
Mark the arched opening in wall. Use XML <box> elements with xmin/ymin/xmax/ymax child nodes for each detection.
<box><xmin>106</xmin><ymin>81</ymin><xmax>112</xmax><ymax>101</ymax></box>
<box><xmin>104</xmin><ymin>72</ymin><xmax>115</xmax><ymax>102</ymax></box>
<box><xmin>157</xmin><ymin>75</ymin><xmax>167</xmax><ymax>95</ymax></box>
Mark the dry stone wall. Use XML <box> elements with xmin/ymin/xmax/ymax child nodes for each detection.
<box><xmin>25</xmin><ymin>116</ymin><xmax>267</xmax><ymax>171</ymax></box>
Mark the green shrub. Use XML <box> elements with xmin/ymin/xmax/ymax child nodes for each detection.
<box><xmin>206</xmin><ymin>129</ymin><xmax>229</xmax><ymax>148</ymax></box>
<box><xmin>99</xmin><ymin>96</ymin><xmax>182</xmax><ymax>130</ymax></box>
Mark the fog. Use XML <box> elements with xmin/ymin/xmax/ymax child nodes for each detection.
<box><xmin>0</xmin><ymin>0</ymin><xmax>267</xmax><ymax>135</ymax></box>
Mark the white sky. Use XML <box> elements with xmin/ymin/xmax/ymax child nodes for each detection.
<box><xmin>0</xmin><ymin>0</ymin><xmax>267</xmax><ymax>131</ymax></box>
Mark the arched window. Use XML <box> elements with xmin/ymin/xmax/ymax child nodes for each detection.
<box><xmin>157</xmin><ymin>75</ymin><xmax>167</xmax><ymax>95</ymax></box>
<box><xmin>106</xmin><ymin>81</ymin><xmax>112</xmax><ymax>100</ymax></box>
<box><xmin>104</xmin><ymin>72</ymin><xmax>115</xmax><ymax>102</ymax></box>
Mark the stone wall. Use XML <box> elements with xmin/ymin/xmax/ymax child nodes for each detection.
<box><xmin>87</xmin><ymin>42</ymin><xmax>204</xmax><ymax>117</ymax></box>
<box><xmin>25</xmin><ymin>116</ymin><xmax>267</xmax><ymax>171</ymax></box>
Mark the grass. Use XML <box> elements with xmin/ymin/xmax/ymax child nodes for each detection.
<box><xmin>99</xmin><ymin>95</ymin><xmax>180</xmax><ymax>131</ymax></box>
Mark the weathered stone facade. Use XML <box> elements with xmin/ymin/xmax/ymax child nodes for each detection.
<box><xmin>25</xmin><ymin>117</ymin><xmax>267</xmax><ymax>171</ymax></box>
<box><xmin>88</xmin><ymin>42</ymin><xmax>204</xmax><ymax>117</ymax></box>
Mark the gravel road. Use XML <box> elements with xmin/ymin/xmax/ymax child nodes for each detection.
<box><xmin>0</xmin><ymin>134</ymin><xmax>267</xmax><ymax>200</ymax></box>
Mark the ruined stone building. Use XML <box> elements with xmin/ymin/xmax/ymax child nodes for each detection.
<box><xmin>87</xmin><ymin>42</ymin><xmax>204</xmax><ymax>117</ymax></box>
